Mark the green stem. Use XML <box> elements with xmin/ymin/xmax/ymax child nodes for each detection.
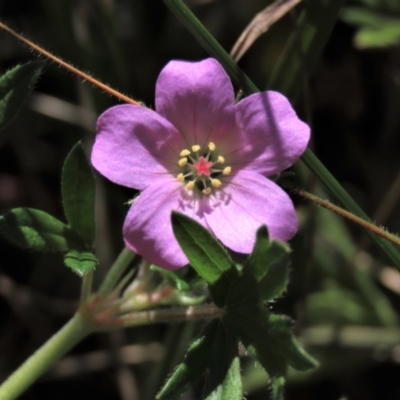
<box><xmin>109</xmin><ymin>304</ymin><xmax>220</xmax><ymax>330</ymax></box>
<box><xmin>98</xmin><ymin>247</ymin><xmax>135</xmax><ymax>295</ymax></box>
<box><xmin>80</xmin><ymin>269</ymin><xmax>93</xmax><ymax>307</ymax></box>
<box><xmin>0</xmin><ymin>314</ymin><xmax>94</xmax><ymax>400</ymax></box>
<box><xmin>271</xmin><ymin>376</ymin><xmax>285</xmax><ymax>400</ymax></box>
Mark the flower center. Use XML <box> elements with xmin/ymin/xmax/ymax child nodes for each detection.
<box><xmin>176</xmin><ymin>142</ymin><xmax>231</xmax><ymax>195</ymax></box>
<box><xmin>193</xmin><ymin>156</ymin><xmax>213</xmax><ymax>177</ymax></box>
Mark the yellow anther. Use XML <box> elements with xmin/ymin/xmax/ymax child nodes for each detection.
<box><xmin>202</xmin><ymin>187</ymin><xmax>212</xmax><ymax>195</ymax></box>
<box><xmin>211</xmin><ymin>179</ymin><xmax>222</xmax><ymax>188</ymax></box>
<box><xmin>186</xmin><ymin>181</ymin><xmax>195</xmax><ymax>190</ymax></box>
<box><xmin>180</xmin><ymin>149</ymin><xmax>191</xmax><ymax>157</ymax></box>
<box><xmin>191</xmin><ymin>144</ymin><xmax>201</xmax><ymax>152</ymax></box>
<box><xmin>217</xmin><ymin>155</ymin><xmax>225</xmax><ymax>164</ymax></box>
<box><xmin>223</xmin><ymin>166</ymin><xmax>231</xmax><ymax>175</ymax></box>
<box><xmin>178</xmin><ymin>157</ymin><xmax>188</xmax><ymax>167</ymax></box>
<box><xmin>208</xmin><ymin>142</ymin><xmax>216</xmax><ymax>151</ymax></box>
<box><xmin>177</xmin><ymin>173</ymin><xmax>185</xmax><ymax>182</ymax></box>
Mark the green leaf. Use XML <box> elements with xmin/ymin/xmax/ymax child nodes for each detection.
<box><xmin>209</xmin><ymin>269</ymin><xmax>239</xmax><ymax>308</ymax></box>
<box><xmin>256</xmin><ymin>242</ymin><xmax>291</xmax><ymax>302</ymax></box>
<box><xmin>0</xmin><ymin>207</ymin><xmax>86</xmax><ymax>252</ymax></box>
<box><xmin>224</xmin><ymin>227</ymin><xmax>291</xmax><ymax>305</ymax></box>
<box><xmin>150</xmin><ymin>265</ymin><xmax>190</xmax><ymax>291</ymax></box>
<box><xmin>267</xmin><ymin>314</ymin><xmax>318</xmax><ymax>371</ymax></box>
<box><xmin>224</xmin><ymin>306</ymin><xmax>317</xmax><ymax>377</ymax></box>
<box><xmin>64</xmin><ymin>250</ymin><xmax>98</xmax><ymax>276</ymax></box>
<box><xmin>62</xmin><ymin>142</ymin><xmax>96</xmax><ymax>246</ymax></box>
<box><xmin>244</xmin><ymin>226</ymin><xmax>271</xmax><ymax>281</ymax></box>
<box><xmin>0</xmin><ymin>62</ymin><xmax>44</xmax><ymax>130</ymax></box>
<box><xmin>171</xmin><ymin>211</ymin><xmax>235</xmax><ymax>284</ymax></box>
<box><xmin>157</xmin><ymin>319</ymin><xmax>218</xmax><ymax>400</ymax></box>
<box><xmin>204</xmin><ymin>323</ymin><xmax>242</xmax><ymax>400</ymax></box>
<box><xmin>224</xmin><ymin>305</ymin><xmax>287</xmax><ymax>377</ymax></box>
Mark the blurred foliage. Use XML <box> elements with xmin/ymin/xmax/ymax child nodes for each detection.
<box><xmin>342</xmin><ymin>0</ymin><xmax>400</xmax><ymax>49</ymax></box>
<box><xmin>1</xmin><ymin>0</ymin><xmax>400</xmax><ymax>399</ymax></box>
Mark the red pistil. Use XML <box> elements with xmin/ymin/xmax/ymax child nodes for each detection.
<box><xmin>193</xmin><ymin>156</ymin><xmax>213</xmax><ymax>177</ymax></box>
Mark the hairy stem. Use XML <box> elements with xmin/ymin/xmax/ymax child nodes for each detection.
<box><xmin>293</xmin><ymin>187</ymin><xmax>400</xmax><ymax>247</ymax></box>
<box><xmin>0</xmin><ymin>21</ymin><xmax>140</xmax><ymax>106</ymax></box>
<box><xmin>112</xmin><ymin>304</ymin><xmax>221</xmax><ymax>330</ymax></box>
<box><xmin>80</xmin><ymin>269</ymin><xmax>94</xmax><ymax>307</ymax></box>
<box><xmin>0</xmin><ymin>314</ymin><xmax>94</xmax><ymax>400</ymax></box>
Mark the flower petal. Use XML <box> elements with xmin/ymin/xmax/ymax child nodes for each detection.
<box><xmin>155</xmin><ymin>58</ymin><xmax>234</xmax><ymax>148</ymax></box>
<box><xmin>222</xmin><ymin>91</ymin><xmax>310</xmax><ymax>176</ymax></box>
<box><xmin>92</xmin><ymin>104</ymin><xmax>185</xmax><ymax>190</ymax></box>
<box><xmin>205</xmin><ymin>171</ymin><xmax>297</xmax><ymax>254</ymax></box>
<box><xmin>123</xmin><ymin>178</ymin><xmax>208</xmax><ymax>270</ymax></box>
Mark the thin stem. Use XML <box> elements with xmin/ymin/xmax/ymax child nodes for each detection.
<box><xmin>98</xmin><ymin>247</ymin><xmax>135</xmax><ymax>295</ymax></box>
<box><xmin>79</xmin><ymin>269</ymin><xmax>94</xmax><ymax>308</ymax></box>
<box><xmin>0</xmin><ymin>314</ymin><xmax>94</xmax><ymax>400</ymax></box>
<box><xmin>271</xmin><ymin>376</ymin><xmax>285</xmax><ymax>400</ymax></box>
<box><xmin>108</xmin><ymin>304</ymin><xmax>220</xmax><ymax>330</ymax></box>
<box><xmin>292</xmin><ymin>187</ymin><xmax>400</xmax><ymax>247</ymax></box>
<box><xmin>0</xmin><ymin>21</ymin><xmax>140</xmax><ymax>106</ymax></box>
<box><xmin>300</xmin><ymin>152</ymin><xmax>400</xmax><ymax>268</ymax></box>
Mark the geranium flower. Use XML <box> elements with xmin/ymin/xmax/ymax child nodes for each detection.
<box><xmin>91</xmin><ymin>58</ymin><xmax>310</xmax><ymax>270</ymax></box>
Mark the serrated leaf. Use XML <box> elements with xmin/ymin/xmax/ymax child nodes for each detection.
<box><xmin>0</xmin><ymin>207</ymin><xmax>86</xmax><ymax>252</ymax></box>
<box><xmin>171</xmin><ymin>211</ymin><xmax>235</xmax><ymax>284</ymax></box>
<box><xmin>157</xmin><ymin>319</ymin><xmax>219</xmax><ymax>400</ymax></box>
<box><xmin>209</xmin><ymin>269</ymin><xmax>239</xmax><ymax>308</ymax></box>
<box><xmin>224</xmin><ymin>227</ymin><xmax>291</xmax><ymax>305</ymax></box>
<box><xmin>62</xmin><ymin>142</ymin><xmax>96</xmax><ymax>246</ymax></box>
<box><xmin>267</xmin><ymin>314</ymin><xmax>318</xmax><ymax>371</ymax></box>
<box><xmin>64</xmin><ymin>250</ymin><xmax>98</xmax><ymax>276</ymax></box>
<box><xmin>257</xmin><ymin>242</ymin><xmax>291</xmax><ymax>301</ymax></box>
<box><xmin>204</xmin><ymin>323</ymin><xmax>242</xmax><ymax>400</ymax></box>
<box><xmin>245</xmin><ymin>226</ymin><xmax>271</xmax><ymax>281</ymax></box>
<box><xmin>223</xmin><ymin>269</ymin><xmax>258</xmax><ymax>306</ymax></box>
<box><xmin>0</xmin><ymin>62</ymin><xmax>44</xmax><ymax>130</ymax></box>
<box><xmin>150</xmin><ymin>265</ymin><xmax>190</xmax><ymax>291</ymax></box>
<box><xmin>224</xmin><ymin>305</ymin><xmax>317</xmax><ymax>378</ymax></box>
<box><xmin>245</xmin><ymin>227</ymin><xmax>290</xmax><ymax>282</ymax></box>
<box><xmin>224</xmin><ymin>305</ymin><xmax>287</xmax><ymax>377</ymax></box>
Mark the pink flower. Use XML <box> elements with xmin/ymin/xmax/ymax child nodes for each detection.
<box><xmin>91</xmin><ymin>58</ymin><xmax>310</xmax><ymax>270</ymax></box>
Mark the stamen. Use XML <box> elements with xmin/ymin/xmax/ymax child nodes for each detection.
<box><xmin>217</xmin><ymin>156</ymin><xmax>225</xmax><ymax>164</ymax></box>
<box><xmin>208</xmin><ymin>142</ymin><xmax>216</xmax><ymax>151</ymax></box>
<box><xmin>211</xmin><ymin>179</ymin><xmax>222</xmax><ymax>188</ymax></box>
<box><xmin>186</xmin><ymin>181</ymin><xmax>195</xmax><ymax>190</ymax></box>
<box><xmin>191</xmin><ymin>144</ymin><xmax>201</xmax><ymax>152</ymax></box>
<box><xmin>202</xmin><ymin>187</ymin><xmax>212</xmax><ymax>195</ymax></box>
<box><xmin>178</xmin><ymin>157</ymin><xmax>188</xmax><ymax>167</ymax></box>
<box><xmin>180</xmin><ymin>149</ymin><xmax>191</xmax><ymax>157</ymax></box>
<box><xmin>177</xmin><ymin>173</ymin><xmax>184</xmax><ymax>182</ymax></box>
<box><xmin>223</xmin><ymin>166</ymin><xmax>231</xmax><ymax>175</ymax></box>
